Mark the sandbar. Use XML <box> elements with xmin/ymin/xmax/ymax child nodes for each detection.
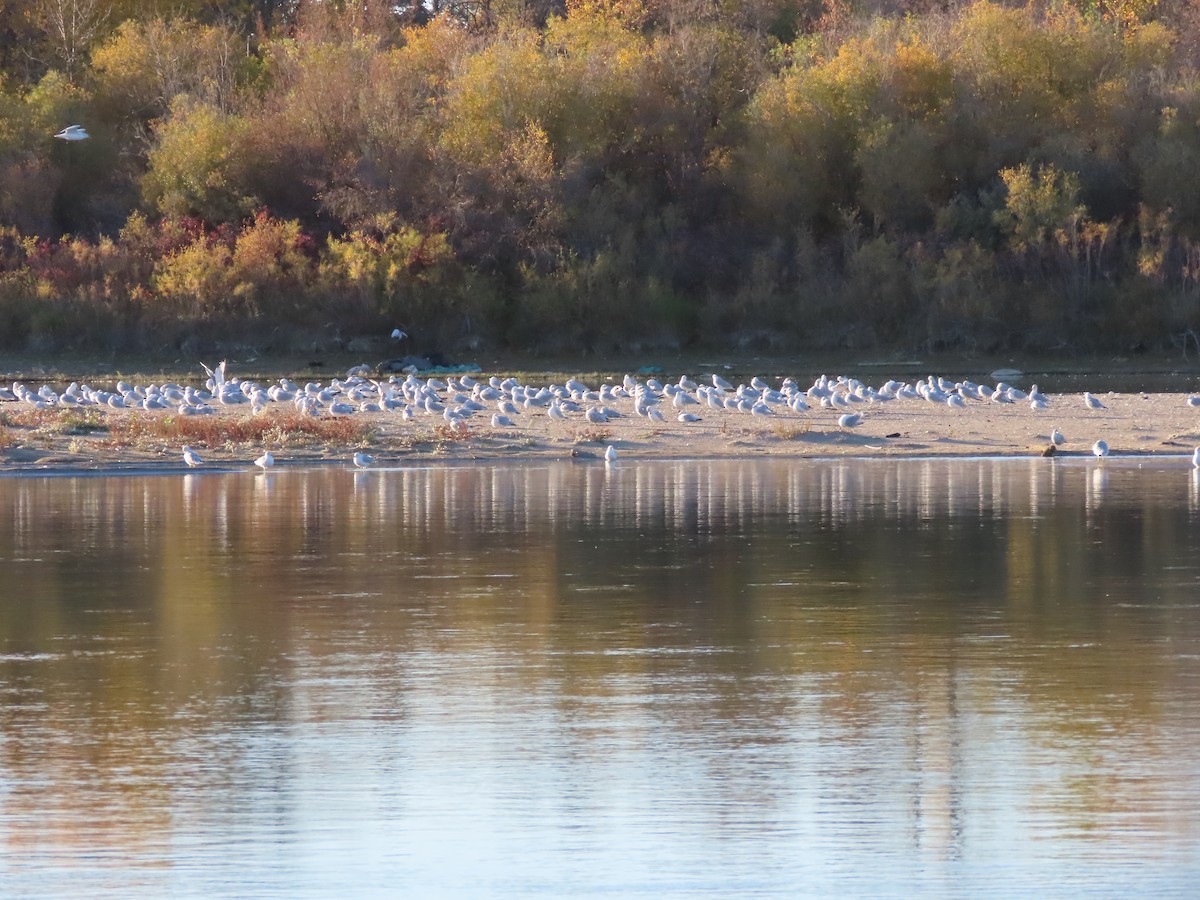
<box><xmin>3</xmin><ymin>387</ymin><xmax>1199</xmax><ymax>472</ymax></box>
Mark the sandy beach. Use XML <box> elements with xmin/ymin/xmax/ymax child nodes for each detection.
<box><xmin>4</xmin><ymin>375</ymin><xmax>1200</xmax><ymax>471</ymax></box>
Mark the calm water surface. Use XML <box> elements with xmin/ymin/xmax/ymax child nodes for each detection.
<box><xmin>2</xmin><ymin>459</ymin><xmax>1200</xmax><ymax>898</ymax></box>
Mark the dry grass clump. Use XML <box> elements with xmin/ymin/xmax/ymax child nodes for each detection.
<box><xmin>109</xmin><ymin>411</ymin><xmax>371</xmax><ymax>449</ymax></box>
<box><xmin>1</xmin><ymin>407</ymin><xmax>107</xmax><ymax>435</ymax></box>
<box><xmin>433</xmin><ymin>421</ymin><xmax>471</xmax><ymax>445</ymax></box>
<box><xmin>0</xmin><ymin>423</ymin><xmax>12</xmax><ymax>450</ymax></box>
<box><xmin>574</xmin><ymin>427</ymin><xmax>612</xmax><ymax>444</ymax></box>
<box><xmin>772</xmin><ymin>419</ymin><xmax>812</xmax><ymax>440</ymax></box>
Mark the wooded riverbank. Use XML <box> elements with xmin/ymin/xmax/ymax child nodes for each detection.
<box><xmin>4</xmin><ymin>2</ymin><xmax>1200</xmax><ymax>356</ymax></box>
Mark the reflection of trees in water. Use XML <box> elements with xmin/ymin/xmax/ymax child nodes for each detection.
<box><xmin>3</xmin><ymin>458</ymin><xmax>1197</xmax><ymax>631</ymax></box>
<box><xmin>1</xmin><ymin>460</ymin><xmax>1199</xmax><ymax>862</ymax></box>
<box><xmin>3</xmin><ymin>459</ymin><xmax>1198</xmax><ymax>646</ymax></box>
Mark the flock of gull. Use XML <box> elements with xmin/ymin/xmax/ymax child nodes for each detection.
<box><xmin>3</xmin><ymin>361</ymin><xmax>1200</xmax><ymax>470</ymax></box>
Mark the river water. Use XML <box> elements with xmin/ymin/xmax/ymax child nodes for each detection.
<box><xmin>2</xmin><ymin>458</ymin><xmax>1199</xmax><ymax>897</ymax></box>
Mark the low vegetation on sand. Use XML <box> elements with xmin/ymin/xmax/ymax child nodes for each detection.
<box><xmin>107</xmin><ymin>411</ymin><xmax>373</xmax><ymax>450</ymax></box>
<box><xmin>0</xmin><ymin>407</ymin><xmax>372</xmax><ymax>453</ymax></box>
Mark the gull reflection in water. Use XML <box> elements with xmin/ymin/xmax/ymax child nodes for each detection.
<box><xmin>1087</xmin><ymin>466</ymin><xmax>1109</xmax><ymax>514</ymax></box>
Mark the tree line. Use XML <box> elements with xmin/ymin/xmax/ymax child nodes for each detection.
<box><xmin>3</xmin><ymin>0</ymin><xmax>1200</xmax><ymax>357</ymax></box>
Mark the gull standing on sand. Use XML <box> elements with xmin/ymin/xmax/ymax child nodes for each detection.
<box><xmin>1051</xmin><ymin>427</ymin><xmax>1065</xmax><ymax>447</ymax></box>
<box><xmin>182</xmin><ymin>446</ymin><xmax>203</xmax><ymax>467</ymax></box>
<box><xmin>353</xmin><ymin>451</ymin><xmax>375</xmax><ymax>469</ymax></box>
<box><xmin>1092</xmin><ymin>439</ymin><xmax>1109</xmax><ymax>458</ymax></box>
<box><xmin>254</xmin><ymin>450</ymin><xmax>274</xmax><ymax>470</ymax></box>
<box><xmin>1083</xmin><ymin>392</ymin><xmax>1106</xmax><ymax>410</ymax></box>
<box><xmin>838</xmin><ymin>412</ymin><xmax>862</xmax><ymax>429</ymax></box>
